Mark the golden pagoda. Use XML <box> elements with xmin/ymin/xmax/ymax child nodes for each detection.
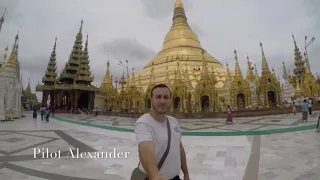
<box><xmin>134</xmin><ymin>0</ymin><xmax>228</xmax><ymax>91</ymax></box>
<box><xmin>96</xmin><ymin>0</ymin><xmax>319</xmax><ymax>113</ymax></box>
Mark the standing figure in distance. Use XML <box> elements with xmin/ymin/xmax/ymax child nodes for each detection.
<box><xmin>226</xmin><ymin>105</ymin><xmax>233</xmax><ymax>124</ymax></box>
<box><xmin>292</xmin><ymin>101</ymin><xmax>296</xmax><ymax>115</ymax></box>
<box><xmin>301</xmin><ymin>99</ymin><xmax>309</xmax><ymax>123</ymax></box>
<box><xmin>32</xmin><ymin>108</ymin><xmax>37</xmax><ymax>121</ymax></box>
<box><xmin>131</xmin><ymin>84</ymin><xmax>190</xmax><ymax>180</ymax></box>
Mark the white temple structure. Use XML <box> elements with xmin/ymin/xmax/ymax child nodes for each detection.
<box><xmin>278</xmin><ymin>76</ymin><xmax>295</xmax><ymax>106</ymax></box>
<box><xmin>0</xmin><ymin>33</ymin><xmax>23</xmax><ymax>121</ymax></box>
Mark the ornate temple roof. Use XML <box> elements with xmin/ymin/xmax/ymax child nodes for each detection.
<box><xmin>37</xmin><ymin>20</ymin><xmax>98</xmax><ymax>92</ymax></box>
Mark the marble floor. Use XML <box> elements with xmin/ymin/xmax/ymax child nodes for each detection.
<box><xmin>0</xmin><ymin>112</ymin><xmax>319</xmax><ymax>180</ymax></box>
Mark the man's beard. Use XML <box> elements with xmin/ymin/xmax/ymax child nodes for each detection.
<box><xmin>154</xmin><ymin>106</ymin><xmax>168</xmax><ymax>114</ymax></box>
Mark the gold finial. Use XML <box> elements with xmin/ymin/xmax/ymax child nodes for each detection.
<box><xmin>234</xmin><ymin>48</ymin><xmax>242</xmax><ymax>77</ymax></box>
<box><xmin>260</xmin><ymin>41</ymin><xmax>270</xmax><ymax>73</ymax></box>
<box><xmin>174</xmin><ymin>0</ymin><xmax>184</xmax><ymax>8</ymax></box>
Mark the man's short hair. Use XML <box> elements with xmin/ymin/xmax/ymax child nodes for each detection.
<box><xmin>151</xmin><ymin>84</ymin><xmax>171</xmax><ymax>98</ymax></box>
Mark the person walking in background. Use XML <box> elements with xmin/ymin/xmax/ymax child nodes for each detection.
<box><xmin>292</xmin><ymin>101</ymin><xmax>296</xmax><ymax>115</ymax></box>
<box><xmin>32</xmin><ymin>109</ymin><xmax>37</xmax><ymax>121</ymax></box>
<box><xmin>301</xmin><ymin>99</ymin><xmax>309</xmax><ymax>123</ymax></box>
<box><xmin>308</xmin><ymin>98</ymin><xmax>312</xmax><ymax>115</ymax></box>
<box><xmin>40</xmin><ymin>107</ymin><xmax>45</xmax><ymax>121</ymax></box>
<box><xmin>45</xmin><ymin>109</ymin><xmax>50</xmax><ymax>122</ymax></box>
<box><xmin>226</xmin><ymin>105</ymin><xmax>233</xmax><ymax>124</ymax></box>
<box><xmin>131</xmin><ymin>84</ymin><xmax>190</xmax><ymax>180</ymax></box>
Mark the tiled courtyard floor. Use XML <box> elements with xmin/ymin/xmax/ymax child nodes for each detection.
<box><xmin>0</xmin><ymin>111</ymin><xmax>319</xmax><ymax>180</ymax></box>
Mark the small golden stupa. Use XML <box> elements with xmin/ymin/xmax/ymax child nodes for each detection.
<box><xmin>135</xmin><ymin>0</ymin><xmax>227</xmax><ymax>91</ymax></box>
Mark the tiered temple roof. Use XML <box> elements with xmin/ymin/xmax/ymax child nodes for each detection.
<box><xmin>38</xmin><ymin>38</ymin><xmax>58</xmax><ymax>90</ymax></box>
<box><xmin>36</xmin><ymin>20</ymin><xmax>98</xmax><ymax>92</ymax></box>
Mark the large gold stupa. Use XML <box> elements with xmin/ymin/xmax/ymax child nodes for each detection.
<box><xmin>96</xmin><ymin>0</ymin><xmax>319</xmax><ymax>113</ymax></box>
<box><xmin>136</xmin><ymin>0</ymin><xmax>227</xmax><ymax>91</ymax></box>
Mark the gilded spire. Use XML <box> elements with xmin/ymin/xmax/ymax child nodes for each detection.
<box><xmin>226</xmin><ymin>62</ymin><xmax>232</xmax><ymax>81</ymax></box>
<box><xmin>260</xmin><ymin>41</ymin><xmax>270</xmax><ymax>74</ymax></box>
<box><xmin>304</xmin><ymin>52</ymin><xmax>311</xmax><ymax>74</ymax></box>
<box><xmin>200</xmin><ymin>50</ymin><xmax>210</xmax><ymax>80</ymax></box>
<box><xmin>131</xmin><ymin>67</ymin><xmax>136</xmax><ymax>86</ymax></box>
<box><xmin>150</xmin><ymin>62</ymin><xmax>156</xmax><ymax>84</ymax></box>
<box><xmin>246</xmin><ymin>55</ymin><xmax>254</xmax><ymax>81</ymax></box>
<box><xmin>162</xmin><ymin>0</ymin><xmax>201</xmax><ymax>50</ymax></box>
<box><xmin>282</xmin><ymin>61</ymin><xmax>288</xmax><ymax>79</ymax></box>
<box><xmin>174</xmin><ymin>55</ymin><xmax>183</xmax><ymax>80</ymax></box>
<box><xmin>6</xmin><ymin>32</ymin><xmax>19</xmax><ymax>69</ymax></box>
<box><xmin>102</xmin><ymin>56</ymin><xmax>113</xmax><ymax>86</ymax></box>
<box><xmin>234</xmin><ymin>48</ymin><xmax>243</xmax><ymax>78</ymax></box>
<box><xmin>174</xmin><ymin>0</ymin><xmax>184</xmax><ymax>8</ymax></box>
<box><xmin>172</xmin><ymin>0</ymin><xmax>189</xmax><ymax>29</ymax></box>
<box><xmin>165</xmin><ymin>57</ymin><xmax>171</xmax><ymax>85</ymax></box>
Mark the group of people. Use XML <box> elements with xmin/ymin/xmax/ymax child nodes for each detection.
<box><xmin>32</xmin><ymin>106</ymin><xmax>51</xmax><ymax>122</ymax></box>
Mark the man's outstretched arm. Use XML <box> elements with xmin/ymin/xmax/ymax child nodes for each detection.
<box><xmin>138</xmin><ymin>141</ymin><xmax>160</xmax><ymax>179</ymax></box>
<box><xmin>135</xmin><ymin>122</ymin><xmax>162</xmax><ymax>180</ymax></box>
<box><xmin>180</xmin><ymin>142</ymin><xmax>189</xmax><ymax>178</ymax></box>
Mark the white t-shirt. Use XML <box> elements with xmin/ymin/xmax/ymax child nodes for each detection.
<box><xmin>135</xmin><ymin>113</ymin><xmax>181</xmax><ymax>179</ymax></box>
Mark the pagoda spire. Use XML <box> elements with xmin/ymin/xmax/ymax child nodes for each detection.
<box><xmin>222</xmin><ymin>62</ymin><xmax>232</xmax><ymax>88</ymax></box>
<box><xmin>304</xmin><ymin>52</ymin><xmax>311</xmax><ymax>74</ymax></box>
<box><xmin>77</xmin><ymin>33</ymin><xmax>94</xmax><ymax>84</ymax></box>
<box><xmin>200</xmin><ymin>50</ymin><xmax>210</xmax><ymax>80</ymax></box>
<box><xmin>130</xmin><ymin>67</ymin><xmax>136</xmax><ymax>87</ymax></box>
<box><xmin>6</xmin><ymin>32</ymin><xmax>19</xmax><ymax>69</ymax></box>
<box><xmin>0</xmin><ymin>8</ymin><xmax>7</xmax><ymax>33</ymax></box>
<box><xmin>102</xmin><ymin>56</ymin><xmax>113</xmax><ymax>85</ymax></box>
<box><xmin>161</xmin><ymin>0</ymin><xmax>201</xmax><ymax>51</ymax></box>
<box><xmin>172</xmin><ymin>0</ymin><xmax>190</xmax><ymax>30</ymax></box>
<box><xmin>174</xmin><ymin>55</ymin><xmax>183</xmax><ymax>80</ymax></box>
<box><xmin>226</xmin><ymin>62</ymin><xmax>232</xmax><ymax>81</ymax></box>
<box><xmin>59</xmin><ymin>20</ymin><xmax>85</xmax><ymax>84</ymax></box>
<box><xmin>234</xmin><ymin>48</ymin><xmax>243</xmax><ymax>79</ymax></box>
<box><xmin>25</xmin><ymin>77</ymin><xmax>32</xmax><ymax>97</ymax></box>
<box><xmin>282</xmin><ymin>61</ymin><xmax>288</xmax><ymax>79</ymax></box>
<box><xmin>150</xmin><ymin>62</ymin><xmax>156</xmax><ymax>84</ymax></box>
<box><xmin>39</xmin><ymin>37</ymin><xmax>58</xmax><ymax>87</ymax></box>
<box><xmin>245</xmin><ymin>55</ymin><xmax>254</xmax><ymax>81</ymax></box>
<box><xmin>292</xmin><ymin>34</ymin><xmax>305</xmax><ymax>81</ymax></box>
<box><xmin>260</xmin><ymin>41</ymin><xmax>270</xmax><ymax>74</ymax></box>
<box><xmin>165</xmin><ymin>57</ymin><xmax>171</xmax><ymax>85</ymax></box>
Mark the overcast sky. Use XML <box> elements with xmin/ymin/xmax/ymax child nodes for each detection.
<box><xmin>0</xmin><ymin>0</ymin><xmax>319</xmax><ymax>100</ymax></box>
